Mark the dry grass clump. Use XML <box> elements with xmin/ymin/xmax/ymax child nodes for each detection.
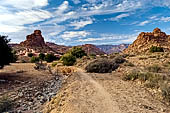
<box><xmin>146</xmin><ymin>64</ymin><xmax>161</xmax><ymax>73</ymax></box>
<box><xmin>0</xmin><ymin>96</ymin><xmax>13</xmax><ymax>112</ymax></box>
<box><xmin>124</xmin><ymin>61</ymin><xmax>134</xmax><ymax>67</ymax></box>
<box><xmin>161</xmin><ymin>83</ymin><xmax>170</xmax><ymax>103</ymax></box>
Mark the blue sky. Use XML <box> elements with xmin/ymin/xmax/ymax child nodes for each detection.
<box><xmin>1</xmin><ymin>0</ymin><xmax>170</xmax><ymax>46</ymax></box>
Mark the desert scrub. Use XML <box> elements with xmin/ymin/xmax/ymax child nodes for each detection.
<box><xmin>163</xmin><ymin>61</ymin><xmax>170</xmax><ymax>68</ymax></box>
<box><xmin>52</xmin><ymin>62</ymin><xmax>58</xmax><ymax>67</ymax></box>
<box><xmin>85</xmin><ymin>59</ymin><xmax>119</xmax><ymax>73</ymax></box>
<box><xmin>123</xmin><ymin>71</ymin><xmax>151</xmax><ymax>81</ymax></box>
<box><xmin>149</xmin><ymin>46</ymin><xmax>164</xmax><ymax>53</ymax></box>
<box><xmin>0</xmin><ymin>96</ymin><xmax>13</xmax><ymax>112</ymax></box>
<box><xmin>144</xmin><ymin>74</ymin><xmax>163</xmax><ymax>89</ymax></box>
<box><xmin>147</xmin><ymin>64</ymin><xmax>161</xmax><ymax>73</ymax></box>
<box><xmin>113</xmin><ymin>56</ymin><xmax>126</xmax><ymax>64</ymax></box>
<box><xmin>161</xmin><ymin>83</ymin><xmax>170</xmax><ymax>103</ymax></box>
<box><xmin>124</xmin><ymin>61</ymin><xmax>134</xmax><ymax>67</ymax></box>
<box><xmin>60</xmin><ymin>53</ymin><xmax>76</xmax><ymax>66</ymax></box>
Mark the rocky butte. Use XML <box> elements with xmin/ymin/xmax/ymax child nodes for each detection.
<box><xmin>19</xmin><ymin>30</ymin><xmax>53</xmax><ymax>53</ymax></box>
<box><xmin>124</xmin><ymin>28</ymin><xmax>170</xmax><ymax>54</ymax></box>
<box><xmin>20</xmin><ymin>30</ymin><xmax>46</xmax><ymax>47</ymax></box>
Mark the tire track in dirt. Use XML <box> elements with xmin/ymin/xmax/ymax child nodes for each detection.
<box><xmin>77</xmin><ymin>69</ymin><xmax>121</xmax><ymax>113</ymax></box>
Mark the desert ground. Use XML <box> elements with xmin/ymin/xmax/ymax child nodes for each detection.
<box><xmin>1</xmin><ymin>53</ymin><xmax>170</xmax><ymax>113</ymax></box>
<box><xmin>44</xmin><ymin>53</ymin><xmax>170</xmax><ymax>113</ymax></box>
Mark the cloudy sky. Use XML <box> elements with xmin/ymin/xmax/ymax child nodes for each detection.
<box><xmin>1</xmin><ymin>0</ymin><xmax>170</xmax><ymax>45</ymax></box>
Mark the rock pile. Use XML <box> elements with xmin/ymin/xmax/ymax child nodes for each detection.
<box><xmin>8</xmin><ymin>76</ymin><xmax>63</xmax><ymax>113</ymax></box>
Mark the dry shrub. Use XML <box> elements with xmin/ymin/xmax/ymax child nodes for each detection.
<box><xmin>85</xmin><ymin>59</ymin><xmax>119</xmax><ymax>73</ymax></box>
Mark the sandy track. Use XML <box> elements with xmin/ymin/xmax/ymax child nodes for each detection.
<box><xmin>44</xmin><ymin>69</ymin><xmax>170</xmax><ymax>113</ymax></box>
<box><xmin>76</xmin><ymin>69</ymin><xmax>121</xmax><ymax>113</ymax></box>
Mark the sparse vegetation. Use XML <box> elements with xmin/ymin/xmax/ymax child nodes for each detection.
<box><xmin>70</xmin><ymin>47</ymin><xmax>87</xmax><ymax>58</ymax></box>
<box><xmin>123</xmin><ymin>71</ymin><xmax>150</xmax><ymax>81</ymax></box>
<box><xmin>39</xmin><ymin>53</ymin><xmax>45</xmax><ymax>61</ymax></box>
<box><xmin>124</xmin><ymin>61</ymin><xmax>134</xmax><ymax>67</ymax></box>
<box><xmin>0</xmin><ymin>96</ymin><xmax>13</xmax><ymax>112</ymax></box>
<box><xmin>52</xmin><ymin>62</ymin><xmax>58</xmax><ymax>67</ymax></box>
<box><xmin>147</xmin><ymin>64</ymin><xmax>161</xmax><ymax>73</ymax></box>
<box><xmin>44</xmin><ymin>54</ymin><xmax>57</xmax><ymax>63</ymax></box>
<box><xmin>161</xmin><ymin>83</ymin><xmax>170</xmax><ymax>103</ymax></box>
<box><xmin>31</xmin><ymin>56</ymin><xmax>39</xmax><ymax>63</ymax></box>
<box><xmin>123</xmin><ymin>71</ymin><xmax>163</xmax><ymax>88</ymax></box>
<box><xmin>149</xmin><ymin>46</ymin><xmax>164</xmax><ymax>53</ymax></box>
<box><xmin>60</xmin><ymin>53</ymin><xmax>76</xmax><ymax>66</ymax></box>
<box><xmin>113</xmin><ymin>56</ymin><xmax>126</xmax><ymax>64</ymax></box>
<box><xmin>85</xmin><ymin>59</ymin><xmax>119</xmax><ymax>73</ymax></box>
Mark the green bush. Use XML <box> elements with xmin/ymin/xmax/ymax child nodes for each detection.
<box><xmin>11</xmin><ymin>50</ymin><xmax>17</xmax><ymax>63</ymax></box>
<box><xmin>147</xmin><ymin>65</ymin><xmax>161</xmax><ymax>73</ymax></box>
<box><xmin>39</xmin><ymin>53</ymin><xmax>45</xmax><ymax>61</ymax></box>
<box><xmin>0</xmin><ymin>96</ymin><xmax>13</xmax><ymax>112</ymax></box>
<box><xmin>31</xmin><ymin>56</ymin><xmax>39</xmax><ymax>63</ymax></box>
<box><xmin>0</xmin><ymin>36</ymin><xmax>14</xmax><ymax>69</ymax></box>
<box><xmin>149</xmin><ymin>46</ymin><xmax>164</xmax><ymax>53</ymax></box>
<box><xmin>52</xmin><ymin>62</ymin><xmax>58</xmax><ymax>67</ymax></box>
<box><xmin>44</xmin><ymin>54</ymin><xmax>57</xmax><ymax>63</ymax></box>
<box><xmin>70</xmin><ymin>47</ymin><xmax>87</xmax><ymax>58</ymax></box>
<box><xmin>85</xmin><ymin>59</ymin><xmax>119</xmax><ymax>73</ymax></box>
<box><xmin>60</xmin><ymin>53</ymin><xmax>76</xmax><ymax>66</ymax></box>
<box><xmin>28</xmin><ymin>53</ymin><xmax>33</xmax><ymax>57</ymax></box>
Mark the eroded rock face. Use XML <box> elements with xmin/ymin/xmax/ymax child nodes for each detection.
<box><xmin>20</xmin><ymin>30</ymin><xmax>46</xmax><ymax>47</ymax></box>
<box><xmin>124</xmin><ymin>28</ymin><xmax>170</xmax><ymax>54</ymax></box>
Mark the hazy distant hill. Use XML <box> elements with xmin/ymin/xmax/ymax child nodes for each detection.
<box><xmin>96</xmin><ymin>44</ymin><xmax>129</xmax><ymax>54</ymax></box>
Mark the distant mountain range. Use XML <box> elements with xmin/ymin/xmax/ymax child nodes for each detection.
<box><xmin>96</xmin><ymin>44</ymin><xmax>129</xmax><ymax>54</ymax></box>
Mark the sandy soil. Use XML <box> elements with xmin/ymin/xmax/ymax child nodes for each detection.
<box><xmin>44</xmin><ymin>68</ymin><xmax>170</xmax><ymax>113</ymax></box>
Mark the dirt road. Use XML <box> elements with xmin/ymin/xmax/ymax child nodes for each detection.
<box><xmin>44</xmin><ymin>69</ymin><xmax>170</xmax><ymax>113</ymax></box>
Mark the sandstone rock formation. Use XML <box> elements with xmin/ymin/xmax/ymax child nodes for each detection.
<box><xmin>20</xmin><ymin>30</ymin><xmax>46</xmax><ymax>47</ymax></box>
<box><xmin>19</xmin><ymin>30</ymin><xmax>53</xmax><ymax>53</ymax></box>
<box><xmin>124</xmin><ymin>28</ymin><xmax>170</xmax><ymax>54</ymax></box>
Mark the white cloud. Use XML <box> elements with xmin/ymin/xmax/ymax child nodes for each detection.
<box><xmin>160</xmin><ymin>17</ymin><xmax>170</xmax><ymax>22</ymax></box>
<box><xmin>69</xmin><ymin>17</ymin><xmax>93</xmax><ymax>29</ymax></box>
<box><xmin>78</xmin><ymin>38</ymin><xmax>103</xmax><ymax>42</ymax></box>
<box><xmin>1</xmin><ymin>0</ymin><xmax>48</xmax><ymax>9</ymax></box>
<box><xmin>71</xmin><ymin>0</ymin><xmax>81</xmax><ymax>4</ymax></box>
<box><xmin>138</xmin><ymin>20</ymin><xmax>150</xmax><ymax>26</ymax></box>
<box><xmin>76</xmin><ymin>33</ymin><xmax>138</xmax><ymax>45</ymax></box>
<box><xmin>60</xmin><ymin>31</ymin><xmax>90</xmax><ymax>40</ymax></box>
<box><xmin>56</xmin><ymin>1</ymin><xmax>69</xmax><ymax>13</ymax></box>
<box><xmin>109</xmin><ymin>13</ymin><xmax>130</xmax><ymax>21</ymax></box>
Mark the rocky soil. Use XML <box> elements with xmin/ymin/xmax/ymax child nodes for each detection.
<box><xmin>0</xmin><ymin>63</ymin><xmax>65</xmax><ymax>113</ymax></box>
<box><xmin>44</xmin><ymin>68</ymin><xmax>170</xmax><ymax>113</ymax></box>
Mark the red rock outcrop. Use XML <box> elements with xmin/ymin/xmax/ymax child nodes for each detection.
<box><xmin>123</xmin><ymin>28</ymin><xmax>170</xmax><ymax>54</ymax></box>
<box><xmin>20</xmin><ymin>30</ymin><xmax>46</xmax><ymax>47</ymax></box>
